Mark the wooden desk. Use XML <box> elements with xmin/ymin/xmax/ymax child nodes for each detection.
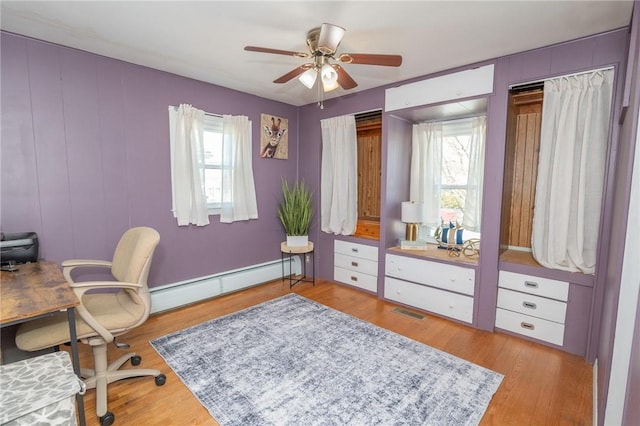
<box><xmin>0</xmin><ymin>261</ymin><xmax>86</xmax><ymax>426</ymax></box>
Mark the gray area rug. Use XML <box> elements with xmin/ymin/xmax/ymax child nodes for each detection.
<box><xmin>151</xmin><ymin>294</ymin><xmax>503</xmax><ymax>426</ymax></box>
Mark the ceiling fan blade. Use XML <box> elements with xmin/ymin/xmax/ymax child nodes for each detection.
<box><xmin>338</xmin><ymin>53</ymin><xmax>403</xmax><ymax>67</ymax></box>
<box><xmin>274</xmin><ymin>64</ymin><xmax>313</xmax><ymax>84</ymax></box>
<box><xmin>317</xmin><ymin>23</ymin><xmax>346</xmax><ymax>55</ymax></box>
<box><xmin>244</xmin><ymin>46</ymin><xmax>309</xmax><ymax>59</ymax></box>
<box><xmin>332</xmin><ymin>64</ymin><xmax>358</xmax><ymax>90</ymax></box>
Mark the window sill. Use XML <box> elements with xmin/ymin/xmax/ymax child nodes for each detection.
<box><xmin>387</xmin><ymin>244</ymin><xmax>479</xmax><ymax>267</ymax></box>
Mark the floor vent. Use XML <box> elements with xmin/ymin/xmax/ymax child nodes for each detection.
<box><xmin>392</xmin><ymin>307</ymin><xmax>425</xmax><ymax>320</ymax></box>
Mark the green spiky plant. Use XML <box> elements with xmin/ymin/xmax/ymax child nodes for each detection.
<box><xmin>277</xmin><ymin>179</ymin><xmax>313</xmax><ymax>236</ymax></box>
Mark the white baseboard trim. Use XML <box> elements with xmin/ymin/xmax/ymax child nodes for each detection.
<box><xmin>150</xmin><ymin>256</ymin><xmax>300</xmax><ymax>314</ymax></box>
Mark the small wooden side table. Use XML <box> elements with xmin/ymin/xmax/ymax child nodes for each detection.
<box><xmin>280</xmin><ymin>241</ymin><xmax>315</xmax><ymax>288</ymax></box>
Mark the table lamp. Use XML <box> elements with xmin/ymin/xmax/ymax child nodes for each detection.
<box><xmin>401</xmin><ymin>201</ymin><xmax>426</xmax><ymax>241</ymax></box>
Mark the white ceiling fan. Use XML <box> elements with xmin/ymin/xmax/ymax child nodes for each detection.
<box><xmin>245</xmin><ymin>23</ymin><xmax>402</xmax><ymax>93</ymax></box>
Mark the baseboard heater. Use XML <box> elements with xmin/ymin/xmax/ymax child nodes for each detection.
<box><xmin>150</xmin><ymin>256</ymin><xmax>300</xmax><ymax>314</ymax></box>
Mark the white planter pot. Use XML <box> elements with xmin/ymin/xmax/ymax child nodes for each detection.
<box><xmin>287</xmin><ymin>235</ymin><xmax>308</xmax><ymax>247</ymax></box>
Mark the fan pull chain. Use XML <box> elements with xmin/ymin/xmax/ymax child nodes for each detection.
<box><xmin>317</xmin><ymin>78</ymin><xmax>324</xmax><ymax>109</ymax></box>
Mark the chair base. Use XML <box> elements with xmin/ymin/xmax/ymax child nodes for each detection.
<box><xmin>83</xmin><ymin>344</ymin><xmax>164</xmax><ymax>418</ymax></box>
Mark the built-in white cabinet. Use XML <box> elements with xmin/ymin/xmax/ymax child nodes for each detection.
<box><xmin>334</xmin><ymin>240</ymin><xmax>379</xmax><ymax>293</ymax></box>
<box><xmin>494</xmin><ymin>270</ymin><xmax>569</xmax><ymax>346</ymax></box>
<box><xmin>385</xmin><ymin>64</ymin><xmax>494</xmax><ymax>112</ymax></box>
<box><xmin>384</xmin><ymin>254</ymin><xmax>475</xmax><ymax>323</ymax></box>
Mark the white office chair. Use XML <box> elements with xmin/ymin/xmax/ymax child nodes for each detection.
<box><xmin>15</xmin><ymin>227</ymin><xmax>165</xmax><ymax>426</ymax></box>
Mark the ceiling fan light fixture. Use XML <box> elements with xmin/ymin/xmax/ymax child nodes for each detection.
<box><xmin>317</xmin><ymin>23</ymin><xmax>346</xmax><ymax>55</ymax></box>
<box><xmin>320</xmin><ymin>64</ymin><xmax>339</xmax><ymax>92</ymax></box>
<box><xmin>298</xmin><ymin>67</ymin><xmax>317</xmax><ymax>89</ymax></box>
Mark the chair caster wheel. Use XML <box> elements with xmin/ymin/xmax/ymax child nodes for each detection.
<box><xmin>100</xmin><ymin>412</ymin><xmax>115</xmax><ymax>426</ymax></box>
<box><xmin>155</xmin><ymin>374</ymin><xmax>166</xmax><ymax>386</ymax></box>
<box><xmin>131</xmin><ymin>355</ymin><xmax>142</xmax><ymax>366</ymax></box>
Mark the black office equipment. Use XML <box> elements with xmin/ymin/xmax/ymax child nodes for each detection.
<box><xmin>0</xmin><ymin>232</ymin><xmax>39</xmax><ymax>265</ymax></box>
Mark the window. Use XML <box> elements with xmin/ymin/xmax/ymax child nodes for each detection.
<box><xmin>203</xmin><ymin>115</ymin><xmax>223</xmax><ymax>212</ymax></box>
<box><xmin>169</xmin><ymin>105</ymin><xmax>257</xmax><ymax>226</ymax></box>
<box><xmin>440</xmin><ymin>120</ymin><xmax>473</xmax><ymax>226</ymax></box>
<box><xmin>412</xmin><ymin>116</ymin><xmax>486</xmax><ymax>240</ymax></box>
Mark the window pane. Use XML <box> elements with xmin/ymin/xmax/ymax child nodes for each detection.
<box><xmin>204</xmin><ymin>168</ymin><xmax>222</xmax><ymax>205</ymax></box>
<box><xmin>203</xmin><ymin>131</ymin><xmax>222</xmax><ymax>166</ymax></box>
<box><xmin>440</xmin><ymin>188</ymin><xmax>466</xmax><ymax>224</ymax></box>
<box><xmin>441</xmin><ymin>135</ymin><xmax>470</xmax><ymax>185</ymax></box>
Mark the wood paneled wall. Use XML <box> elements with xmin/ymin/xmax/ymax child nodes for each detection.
<box><xmin>356</xmin><ymin>118</ymin><xmax>382</xmax><ymax>220</ymax></box>
<box><xmin>353</xmin><ymin>113</ymin><xmax>382</xmax><ymax>240</ymax></box>
<box><xmin>501</xmin><ymin>90</ymin><xmax>543</xmax><ymax>249</ymax></box>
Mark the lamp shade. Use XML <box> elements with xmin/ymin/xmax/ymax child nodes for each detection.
<box><xmin>320</xmin><ymin>64</ymin><xmax>339</xmax><ymax>92</ymax></box>
<box><xmin>298</xmin><ymin>68</ymin><xmax>317</xmax><ymax>89</ymax></box>
<box><xmin>401</xmin><ymin>201</ymin><xmax>426</xmax><ymax>223</ymax></box>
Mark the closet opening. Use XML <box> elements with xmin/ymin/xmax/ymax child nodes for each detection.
<box><xmin>499</xmin><ymin>86</ymin><xmax>544</xmax><ymax>266</ymax></box>
<box><xmin>500</xmin><ymin>66</ymin><xmax>615</xmax><ymax>271</ymax></box>
<box><xmin>353</xmin><ymin>110</ymin><xmax>382</xmax><ymax>240</ymax></box>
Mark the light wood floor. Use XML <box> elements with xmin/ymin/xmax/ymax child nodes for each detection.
<box><xmin>73</xmin><ymin>280</ymin><xmax>592</xmax><ymax>425</ymax></box>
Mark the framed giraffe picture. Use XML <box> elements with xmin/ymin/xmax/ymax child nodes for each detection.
<box><xmin>260</xmin><ymin>114</ymin><xmax>288</xmax><ymax>159</ymax></box>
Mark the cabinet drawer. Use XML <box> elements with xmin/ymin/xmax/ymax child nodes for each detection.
<box><xmin>385</xmin><ymin>254</ymin><xmax>475</xmax><ymax>296</ymax></box>
<box><xmin>335</xmin><ymin>240</ymin><xmax>378</xmax><ymax>262</ymax></box>
<box><xmin>497</xmin><ymin>288</ymin><xmax>567</xmax><ymax>324</ymax></box>
<box><xmin>498</xmin><ymin>271</ymin><xmax>568</xmax><ymax>301</ymax></box>
<box><xmin>334</xmin><ymin>253</ymin><xmax>378</xmax><ymax>276</ymax></box>
<box><xmin>495</xmin><ymin>308</ymin><xmax>565</xmax><ymax>346</ymax></box>
<box><xmin>384</xmin><ymin>277</ymin><xmax>474</xmax><ymax>323</ymax></box>
<box><xmin>335</xmin><ymin>267</ymin><xmax>377</xmax><ymax>292</ymax></box>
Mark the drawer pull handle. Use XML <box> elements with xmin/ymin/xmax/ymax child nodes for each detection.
<box><xmin>524</xmin><ymin>281</ymin><xmax>539</xmax><ymax>289</ymax></box>
<box><xmin>351</xmin><ymin>261</ymin><xmax>359</xmax><ymax>267</ymax></box>
<box><xmin>523</xmin><ymin>301</ymin><xmax>537</xmax><ymax>310</ymax></box>
<box><xmin>520</xmin><ymin>322</ymin><xmax>535</xmax><ymax>331</ymax></box>
<box><xmin>350</xmin><ymin>276</ymin><xmax>358</xmax><ymax>282</ymax></box>
<box><xmin>351</xmin><ymin>248</ymin><xmax>359</xmax><ymax>253</ymax></box>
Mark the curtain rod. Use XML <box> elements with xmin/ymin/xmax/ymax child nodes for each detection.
<box><xmin>417</xmin><ymin>114</ymin><xmax>485</xmax><ymax>125</ymax></box>
<box><xmin>169</xmin><ymin>105</ymin><xmax>222</xmax><ymax>118</ymax></box>
<box><xmin>509</xmin><ymin>65</ymin><xmax>614</xmax><ymax>90</ymax></box>
<box><xmin>352</xmin><ymin>108</ymin><xmax>382</xmax><ymax>118</ymax></box>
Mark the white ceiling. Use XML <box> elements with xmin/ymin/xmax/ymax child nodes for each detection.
<box><xmin>0</xmin><ymin>1</ymin><xmax>634</xmax><ymax>107</ymax></box>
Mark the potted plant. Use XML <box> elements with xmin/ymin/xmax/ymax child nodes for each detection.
<box><xmin>277</xmin><ymin>179</ymin><xmax>313</xmax><ymax>247</ymax></box>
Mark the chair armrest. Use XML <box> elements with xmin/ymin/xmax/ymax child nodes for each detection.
<box><xmin>69</xmin><ymin>281</ymin><xmax>142</xmax><ymax>291</ymax></box>
<box><xmin>74</xmin><ymin>303</ymin><xmax>115</xmax><ymax>344</ymax></box>
<box><xmin>61</xmin><ymin>259</ymin><xmax>113</xmax><ymax>268</ymax></box>
<box><xmin>70</xmin><ymin>281</ymin><xmax>143</xmax><ymax>344</ymax></box>
<box><xmin>62</xmin><ymin>259</ymin><xmax>113</xmax><ymax>284</ymax></box>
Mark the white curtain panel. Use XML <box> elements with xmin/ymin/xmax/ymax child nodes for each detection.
<box><xmin>168</xmin><ymin>104</ymin><xmax>210</xmax><ymax>226</ymax></box>
<box><xmin>320</xmin><ymin>115</ymin><xmax>358</xmax><ymax>235</ymax></box>
<box><xmin>410</xmin><ymin>121</ymin><xmax>443</xmax><ymax>228</ymax></box>
<box><xmin>463</xmin><ymin>116</ymin><xmax>486</xmax><ymax>232</ymax></box>
<box><xmin>532</xmin><ymin>69</ymin><xmax>614</xmax><ymax>274</ymax></box>
<box><xmin>220</xmin><ymin>115</ymin><xmax>259</xmax><ymax>223</ymax></box>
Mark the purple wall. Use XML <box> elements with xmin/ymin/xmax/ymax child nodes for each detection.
<box><xmin>0</xmin><ymin>33</ymin><xmax>299</xmax><ymax>287</ymax></box>
<box><xmin>2</xmin><ymin>18</ymin><xmax>639</xmax><ymax>422</ymax></box>
<box><xmin>598</xmin><ymin>2</ymin><xmax>640</xmax><ymax>423</ymax></box>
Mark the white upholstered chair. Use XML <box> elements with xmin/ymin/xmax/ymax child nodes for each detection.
<box><xmin>15</xmin><ymin>227</ymin><xmax>165</xmax><ymax>426</ymax></box>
